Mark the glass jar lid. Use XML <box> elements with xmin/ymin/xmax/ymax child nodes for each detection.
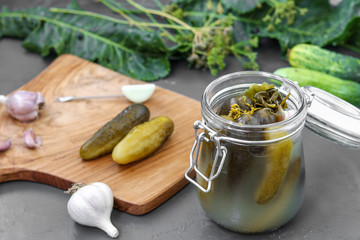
<box><xmin>302</xmin><ymin>86</ymin><xmax>360</xmax><ymax>148</ymax></box>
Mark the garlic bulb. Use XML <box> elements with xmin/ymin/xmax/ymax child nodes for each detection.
<box><xmin>0</xmin><ymin>139</ymin><xmax>11</xmax><ymax>152</ymax></box>
<box><xmin>0</xmin><ymin>90</ymin><xmax>45</xmax><ymax>122</ymax></box>
<box><xmin>66</xmin><ymin>182</ymin><xmax>119</xmax><ymax>238</ymax></box>
<box><xmin>23</xmin><ymin>128</ymin><xmax>42</xmax><ymax>149</ymax></box>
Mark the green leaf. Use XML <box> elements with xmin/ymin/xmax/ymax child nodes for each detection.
<box><xmin>0</xmin><ymin>4</ymin><xmax>170</xmax><ymax>81</ymax></box>
<box><xmin>331</xmin><ymin>15</ymin><xmax>360</xmax><ymax>53</ymax></box>
<box><xmin>170</xmin><ymin>0</ymin><xmax>216</xmax><ymax>27</ymax></box>
<box><xmin>242</xmin><ymin>0</ymin><xmax>360</xmax><ymax>53</ymax></box>
<box><xmin>221</xmin><ymin>0</ymin><xmax>265</xmax><ymax>14</ymax></box>
<box><xmin>173</xmin><ymin>0</ymin><xmax>265</xmax><ymax>15</ymax></box>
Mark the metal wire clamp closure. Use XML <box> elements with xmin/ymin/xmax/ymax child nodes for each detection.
<box><xmin>185</xmin><ymin>120</ymin><xmax>227</xmax><ymax>193</ymax></box>
<box><xmin>303</xmin><ymin>89</ymin><xmax>315</xmax><ymax>107</ymax></box>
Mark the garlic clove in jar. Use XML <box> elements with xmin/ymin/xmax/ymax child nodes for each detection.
<box><xmin>276</xmin><ymin>104</ymin><xmax>296</xmax><ymax>121</ymax></box>
<box><xmin>66</xmin><ymin>182</ymin><xmax>119</xmax><ymax>238</ymax></box>
<box><xmin>23</xmin><ymin>128</ymin><xmax>42</xmax><ymax>149</ymax></box>
<box><xmin>0</xmin><ymin>90</ymin><xmax>45</xmax><ymax>122</ymax></box>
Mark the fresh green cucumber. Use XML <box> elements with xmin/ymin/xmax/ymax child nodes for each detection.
<box><xmin>274</xmin><ymin>67</ymin><xmax>360</xmax><ymax>107</ymax></box>
<box><xmin>80</xmin><ymin>103</ymin><xmax>150</xmax><ymax>160</ymax></box>
<box><xmin>288</xmin><ymin>44</ymin><xmax>360</xmax><ymax>83</ymax></box>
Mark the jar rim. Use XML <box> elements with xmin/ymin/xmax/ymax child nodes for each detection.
<box><xmin>202</xmin><ymin>71</ymin><xmax>308</xmax><ymax>135</ymax></box>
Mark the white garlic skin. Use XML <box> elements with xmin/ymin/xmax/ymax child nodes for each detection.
<box><xmin>276</xmin><ymin>104</ymin><xmax>296</xmax><ymax>121</ymax></box>
<box><xmin>0</xmin><ymin>139</ymin><xmax>11</xmax><ymax>152</ymax></box>
<box><xmin>67</xmin><ymin>182</ymin><xmax>119</xmax><ymax>238</ymax></box>
<box><xmin>0</xmin><ymin>90</ymin><xmax>45</xmax><ymax>122</ymax></box>
<box><xmin>23</xmin><ymin>128</ymin><xmax>42</xmax><ymax>149</ymax></box>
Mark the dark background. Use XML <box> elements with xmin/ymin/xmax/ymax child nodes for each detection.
<box><xmin>1</xmin><ymin>1</ymin><xmax>360</xmax><ymax>239</ymax></box>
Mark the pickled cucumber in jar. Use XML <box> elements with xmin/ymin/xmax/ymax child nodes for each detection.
<box><xmin>215</xmin><ymin>83</ymin><xmax>294</xmax><ymax>204</ymax></box>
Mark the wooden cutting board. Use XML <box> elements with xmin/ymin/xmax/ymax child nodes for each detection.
<box><xmin>0</xmin><ymin>54</ymin><xmax>200</xmax><ymax>215</ymax></box>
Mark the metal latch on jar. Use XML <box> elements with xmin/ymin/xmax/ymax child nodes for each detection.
<box><xmin>185</xmin><ymin>120</ymin><xmax>227</xmax><ymax>193</ymax></box>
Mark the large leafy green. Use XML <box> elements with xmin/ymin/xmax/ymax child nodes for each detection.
<box><xmin>241</xmin><ymin>0</ymin><xmax>360</xmax><ymax>53</ymax></box>
<box><xmin>173</xmin><ymin>0</ymin><xmax>265</xmax><ymax>15</ymax></box>
<box><xmin>173</xmin><ymin>0</ymin><xmax>360</xmax><ymax>55</ymax></box>
<box><xmin>170</xmin><ymin>0</ymin><xmax>220</xmax><ymax>27</ymax></box>
<box><xmin>1</xmin><ymin>0</ymin><xmax>360</xmax><ymax>80</ymax></box>
<box><xmin>331</xmin><ymin>14</ymin><xmax>360</xmax><ymax>53</ymax></box>
<box><xmin>221</xmin><ymin>0</ymin><xmax>265</xmax><ymax>14</ymax></box>
<box><xmin>0</xmin><ymin>2</ymin><xmax>170</xmax><ymax>81</ymax></box>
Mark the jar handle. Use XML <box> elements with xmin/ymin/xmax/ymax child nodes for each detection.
<box><xmin>185</xmin><ymin>121</ymin><xmax>227</xmax><ymax>193</ymax></box>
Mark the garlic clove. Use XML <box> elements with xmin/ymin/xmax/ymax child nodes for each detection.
<box><xmin>276</xmin><ymin>105</ymin><xmax>296</xmax><ymax>121</ymax></box>
<box><xmin>66</xmin><ymin>182</ymin><xmax>119</xmax><ymax>238</ymax></box>
<box><xmin>121</xmin><ymin>84</ymin><xmax>155</xmax><ymax>103</ymax></box>
<box><xmin>0</xmin><ymin>90</ymin><xmax>45</xmax><ymax>122</ymax></box>
<box><xmin>0</xmin><ymin>139</ymin><xmax>11</xmax><ymax>152</ymax></box>
<box><xmin>23</xmin><ymin>128</ymin><xmax>42</xmax><ymax>149</ymax></box>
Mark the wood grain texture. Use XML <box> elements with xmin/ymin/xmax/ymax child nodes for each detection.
<box><xmin>0</xmin><ymin>54</ymin><xmax>200</xmax><ymax>215</ymax></box>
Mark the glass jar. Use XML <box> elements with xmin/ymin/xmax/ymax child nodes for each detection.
<box><xmin>185</xmin><ymin>71</ymin><xmax>360</xmax><ymax>233</ymax></box>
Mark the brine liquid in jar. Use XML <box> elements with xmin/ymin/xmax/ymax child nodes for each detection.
<box><xmin>197</xmin><ymin>130</ymin><xmax>305</xmax><ymax>233</ymax></box>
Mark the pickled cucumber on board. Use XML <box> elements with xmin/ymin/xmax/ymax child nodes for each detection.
<box><xmin>80</xmin><ymin>103</ymin><xmax>150</xmax><ymax>160</ymax></box>
<box><xmin>112</xmin><ymin>116</ymin><xmax>174</xmax><ymax>164</ymax></box>
<box><xmin>255</xmin><ymin>130</ymin><xmax>293</xmax><ymax>205</ymax></box>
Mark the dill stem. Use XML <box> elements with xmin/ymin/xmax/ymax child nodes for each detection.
<box><xmin>50</xmin><ymin>8</ymin><xmax>191</xmax><ymax>31</ymax></box>
<box><xmin>97</xmin><ymin>0</ymin><xmax>146</xmax><ymax>30</ymax></box>
<box><xmin>140</xmin><ymin>3</ymin><xmax>177</xmax><ymax>42</ymax></box>
<box><xmin>126</xmin><ymin>0</ymin><xmax>196</xmax><ymax>34</ymax></box>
